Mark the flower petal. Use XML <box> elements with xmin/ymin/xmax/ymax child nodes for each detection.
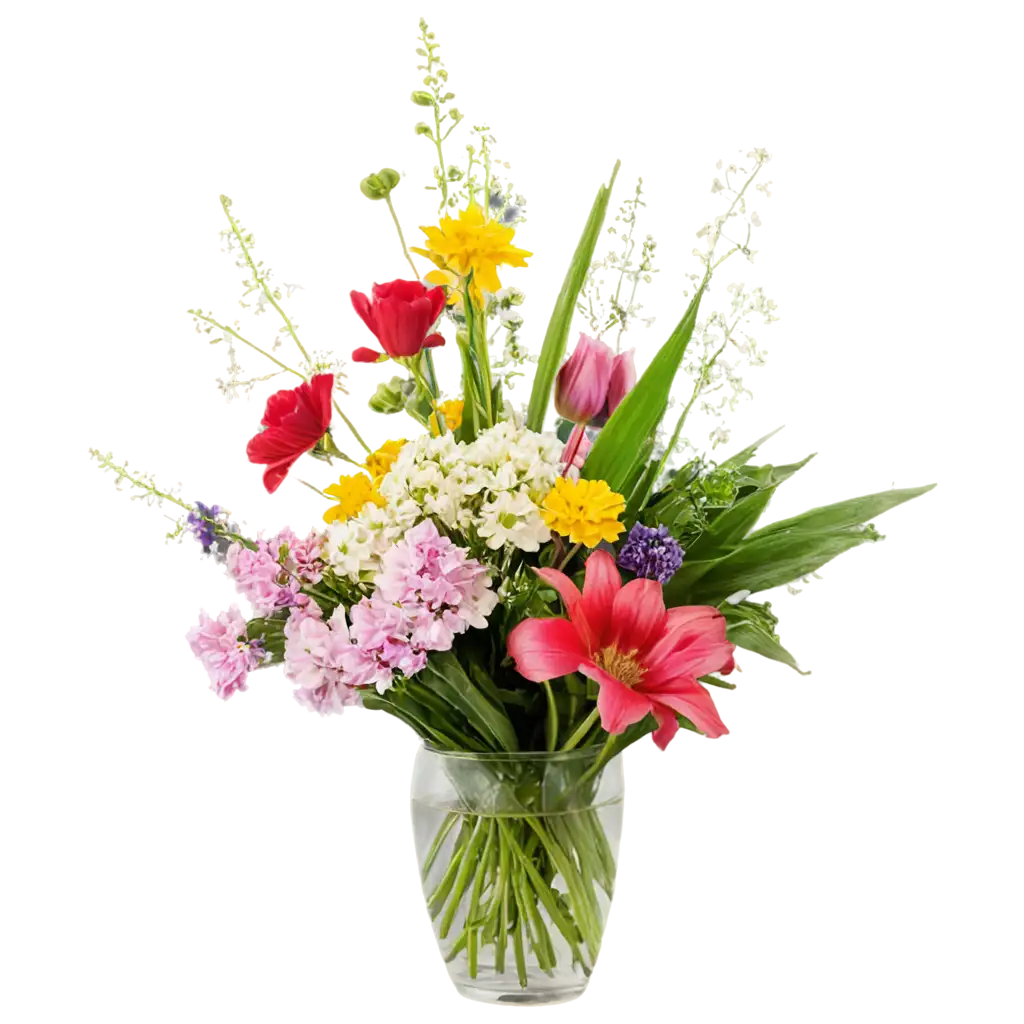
<box><xmin>352</xmin><ymin>347</ymin><xmax>385</xmax><ymax>363</ymax></box>
<box><xmin>350</xmin><ymin>290</ymin><xmax>377</xmax><ymax>337</ymax></box>
<box><xmin>580</xmin><ymin>548</ymin><xmax>620</xmax><ymax>642</ymax></box>
<box><xmin>609</xmin><ymin>578</ymin><xmax>666</xmax><ymax>654</ymax></box>
<box><xmin>651</xmin><ymin>705</ymin><xmax>680</xmax><ymax>751</ymax></box>
<box><xmin>586</xmin><ymin>660</ymin><xmax>652</xmax><ymax>734</ymax></box>
<box><xmin>507</xmin><ymin>618</ymin><xmax>587</xmax><ymax>682</ymax></box>
<box><xmin>649</xmin><ymin>683</ymin><xmax>729</xmax><ymax>739</ymax></box>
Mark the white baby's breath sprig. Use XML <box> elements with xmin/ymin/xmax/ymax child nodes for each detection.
<box><xmin>188</xmin><ymin>303</ymin><xmax>305</xmax><ymax>407</ymax></box>
<box><xmin>217</xmin><ymin>192</ymin><xmax>305</xmax><ymax>360</ymax></box>
<box><xmin>88</xmin><ymin>444</ymin><xmax>192</xmax><ymax>548</ymax></box>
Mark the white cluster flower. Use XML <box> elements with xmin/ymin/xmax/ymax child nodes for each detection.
<box><xmin>323</xmin><ymin>497</ymin><xmax>421</xmax><ymax>583</ymax></box>
<box><xmin>379</xmin><ymin>421</ymin><xmax>562</xmax><ymax>556</ymax></box>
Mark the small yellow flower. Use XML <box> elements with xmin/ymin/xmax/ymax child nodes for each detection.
<box><xmin>363</xmin><ymin>439</ymin><xmax>406</xmax><ymax>484</ymax></box>
<box><xmin>429</xmin><ymin>399</ymin><xmax>465</xmax><ymax>436</ymax></box>
<box><xmin>424</xmin><ymin>268</ymin><xmax>462</xmax><ymax>307</ymax></box>
<box><xmin>411</xmin><ymin>201</ymin><xmax>531</xmax><ymax>307</ymax></box>
<box><xmin>540</xmin><ymin>478</ymin><xmax>626</xmax><ymax>548</ymax></box>
<box><xmin>322</xmin><ymin>473</ymin><xmax>385</xmax><ymax>524</ymax></box>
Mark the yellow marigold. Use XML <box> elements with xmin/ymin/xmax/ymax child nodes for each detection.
<box><xmin>363</xmin><ymin>438</ymin><xmax>406</xmax><ymax>484</ymax></box>
<box><xmin>411</xmin><ymin>201</ymin><xmax>531</xmax><ymax>307</ymax></box>
<box><xmin>322</xmin><ymin>473</ymin><xmax>385</xmax><ymax>524</ymax></box>
<box><xmin>540</xmin><ymin>478</ymin><xmax>626</xmax><ymax>548</ymax></box>
<box><xmin>429</xmin><ymin>399</ymin><xmax>465</xmax><ymax>436</ymax></box>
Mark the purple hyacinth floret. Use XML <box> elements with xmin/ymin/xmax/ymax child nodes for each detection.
<box><xmin>187</xmin><ymin>502</ymin><xmax>223</xmax><ymax>551</ymax></box>
<box><xmin>616</xmin><ymin>523</ymin><xmax>684</xmax><ymax>584</ymax></box>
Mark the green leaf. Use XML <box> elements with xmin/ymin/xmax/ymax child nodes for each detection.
<box><xmin>421</xmin><ymin>651</ymin><xmax>520</xmax><ymax>752</ymax></box>
<box><xmin>718</xmin><ymin>426</ymin><xmax>785</xmax><ymax>470</ymax></box>
<box><xmin>749</xmin><ymin>483</ymin><xmax>937</xmax><ymax>540</ymax></box>
<box><xmin>722</xmin><ymin>600</ymin><xmax>808</xmax><ymax>674</ymax></box>
<box><xmin>454</xmin><ymin>334</ymin><xmax>481</xmax><ymax>443</ymax></box>
<box><xmin>582</xmin><ymin>283</ymin><xmax>706</xmax><ymax>492</ymax></box>
<box><xmin>673</xmin><ymin>525</ymin><xmax>883</xmax><ymax>605</ymax></box>
<box><xmin>665</xmin><ymin>556</ymin><xmax>724</xmax><ymax>596</ymax></box>
<box><xmin>685</xmin><ymin>487</ymin><xmax>776</xmax><ymax>561</ymax></box>
<box><xmin>526</xmin><ymin>161</ymin><xmax>620</xmax><ymax>432</ymax></box>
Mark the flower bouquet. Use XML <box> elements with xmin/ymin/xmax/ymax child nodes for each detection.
<box><xmin>91</xmin><ymin>19</ymin><xmax>933</xmax><ymax>1006</ymax></box>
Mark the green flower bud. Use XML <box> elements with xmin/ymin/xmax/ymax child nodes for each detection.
<box><xmin>414</xmin><ymin>122</ymin><xmax>434</xmax><ymax>138</ymax></box>
<box><xmin>411</xmin><ymin>90</ymin><xmax>435</xmax><ymax>106</ymax></box>
<box><xmin>359</xmin><ymin>168</ymin><xmax>401</xmax><ymax>201</ymax></box>
<box><xmin>368</xmin><ymin>376</ymin><xmax>413</xmax><ymax>414</ymax></box>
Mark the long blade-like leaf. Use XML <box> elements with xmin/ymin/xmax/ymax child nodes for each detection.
<box><xmin>582</xmin><ymin>282</ymin><xmax>706</xmax><ymax>493</ymax></box>
<box><xmin>526</xmin><ymin>161</ymin><xmax>620</xmax><ymax>432</ymax></box>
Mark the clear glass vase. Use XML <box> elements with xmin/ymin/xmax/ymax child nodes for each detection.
<box><xmin>410</xmin><ymin>744</ymin><xmax>624</xmax><ymax>1005</ymax></box>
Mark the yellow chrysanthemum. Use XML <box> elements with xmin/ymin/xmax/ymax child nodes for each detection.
<box><xmin>429</xmin><ymin>399</ymin><xmax>465</xmax><ymax>436</ymax></box>
<box><xmin>411</xmin><ymin>201</ymin><xmax>531</xmax><ymax>307</ymax></box>
<box><xmin>424</xmin><ymin>268</ymin><xmax>462</xmax><ymax>307</ymax></box>
<box><xmin>363</xmin><ymin>438</ymin><xmax>406</xmax><ymax>484</ymax></box>
<box><xmin>540</xmin><ymin>478</ymin><xmax>626</xmax><ymax>548</ymax></box>
<box><xmin>322</xmin><ymin>473</ymin><xmax>385</xmax><ymax>524</ymax></box>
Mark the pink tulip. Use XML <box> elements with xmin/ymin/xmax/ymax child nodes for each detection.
<box><xmin>601</xmin><ymin>348</ymin><xmax>636</xmax><ymax>426</ymax></box>
<box><xmin>555</xmin><ymin>333</ymin><xmax>613</xmax><ymax>423</ymax></box>
<box><xmin>507</xmin><ymin>550</ymin><xmax>735</xmax><ymax>749</ymax></box>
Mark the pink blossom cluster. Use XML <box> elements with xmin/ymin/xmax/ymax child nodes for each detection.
<box><xmin>226</xmin><ymin>528</ymin><xmax>324</xmax><ymax>617</ymax></box>
<box><xmin>186</xmin><ymin>605</ymin><xmax>265</xmax><ymax>699</ymax></box>
<box><xmin>282</xmin><ymin>603</ymin><xmax>367</xmax><ymax>715</ymax></box>
<box><xmin>282</xmin><ymin>520</ymin><xmax>498</xmax><ymax>712</ymax></box>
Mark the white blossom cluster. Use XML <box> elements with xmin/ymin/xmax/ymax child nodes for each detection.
<box><xmin>322</xmin><ymin>422</ymin><xmax>562</xmax><ymax>583</ymax></box>
<box><xmin>382</xmin><ymin>421</ymin><xmax>561</xmax><ymax>552</ymax></box>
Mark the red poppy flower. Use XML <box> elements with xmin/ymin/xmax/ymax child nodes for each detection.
<box><xmin>350</xmin><ymin>279</ymin><xmax>446</xmax><ymax>362</ymax></box>
<box><xmin>246</xmin><ymin>374</ymin><xmax>334</xmax><ymax>493</ymax></box>
<box><xmin>507</xmin><ymin>549</ymin><xmax>735</xmax><ymax>748</ymax></box>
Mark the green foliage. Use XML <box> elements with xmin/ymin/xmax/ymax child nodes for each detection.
<box><xmin>582</xmin><ymin>278</ymin><xmax>707</xmax><ymax>493</ymax></box>
<box><xmin>722</xmin><ymin>600</ymin><xmax>808</xmax><ymax>674</ymax></box>
<box><xmin>526</xmin><ymin>162</ymin><xmax>621</xmax><ymax>432</ymax></box>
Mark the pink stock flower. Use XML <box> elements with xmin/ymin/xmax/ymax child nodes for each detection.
<box><xmin>554</xmin><ymin>334</ymin><xmax>636</xmax><ymax>427</ymax></box>
<box><xmin>283</xmin><ymin>603</ymin><xmax>370</xmax><ymax>715</ymax></box>
<box><xmin>506</xmin><ymin>549</ymin><xmax>735</xmax><ymax>749</ymax></box>
<box><xmin>226</xmin><ymin>528</ymin><xmax>323</xmax><ymax>617</ymax></box>
<box><xmin>343</xmin><ymin>519</ymin><xmax>498</xmax><ymax>692</ymax></box>
<box><xmin>186</xmin><ymin>605</ymin><xmax>264</xmax><ymax>700</ymax></box>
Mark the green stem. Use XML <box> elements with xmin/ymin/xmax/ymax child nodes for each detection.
<box><xmin>561</xmin><ymin>708</ymin><xmax>599</xmax><ymax>751</ymax></box>
<box><xmin>385</xmin><ymin>195</ymin><xmax>421</xmax><ymax>280</ymax></box>
<box><xmin>220</xmin><ymin>197</ymin><xmax>311</xmax><ymax>364</ymax></box>
<box><xmin>192</xmin><ymin>312</ymin><xmax>305</xmax><ymax>379</ymax></box>
<box><xmin>331</xmin><ymin>398</ymin><xmax>371</xmax><ymax>454</ymax></box>
<box><xmin>541</xmin><ymin>681</ymin><xmax>559</xmax><ymax>752</ymax></box>
<box><xmin>557</xmin><ymin>542</ymin><xmax>583</xmax><ymax>571</ymax></box>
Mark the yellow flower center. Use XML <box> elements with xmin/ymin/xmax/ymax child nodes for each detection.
<box><xmin>595</xmin><ymin>646</ymin><xmax>646</xmax><ymax>688</ymax></box>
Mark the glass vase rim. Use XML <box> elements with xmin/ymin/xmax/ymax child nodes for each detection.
<box><xmin>420</xmin><ymin>742</ymin><xmax>609</xmax><ymax>764</ymax></box>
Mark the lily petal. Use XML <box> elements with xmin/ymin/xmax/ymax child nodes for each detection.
<box><xmin>609</xmin><ymin>578</ymin><xmax>666</xmax><ymax>654</ymax></box>
<box><xmin>651</xmin><ymin>705</ymin><xmax>681</xmax><ymax>751</ymax></box>
<box><xmin>586</xmin><ymin>660</ymin><xmax>653</xmax><ymax>734</ymax></box>
<box><xmin>581</xmin><ymin>549</ymin><xmax>620</xmax><ymax>643</ymax></box>
<box><xmin>649</xmin><ymin>684</ymin><xmax>729</xmax><ymax>739</ymax></box>
<box><xmin>507</xmin><ymin>618</ymin><xmax>587</xmax><ymax>682</ymax></box>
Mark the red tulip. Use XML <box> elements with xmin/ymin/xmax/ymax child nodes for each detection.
<box><xmin>507</xmin><ymin>549</ymin><xmax>735</xmax><ymax>748</ymax></box>
<box><xmin>246</xmin><ymin>374</ymin><xmax>334</xmax><ymax>494</ymax></box>
<box><xmin>350</xmin><ymin>279</ymin><xmax>447</xmax><ymax>362</ymax></box>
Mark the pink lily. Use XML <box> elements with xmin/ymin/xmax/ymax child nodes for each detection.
<box><xmin>507</xmin><ymin>549</ymin><xmax>735</xmax><ymax>749</ymax></box>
